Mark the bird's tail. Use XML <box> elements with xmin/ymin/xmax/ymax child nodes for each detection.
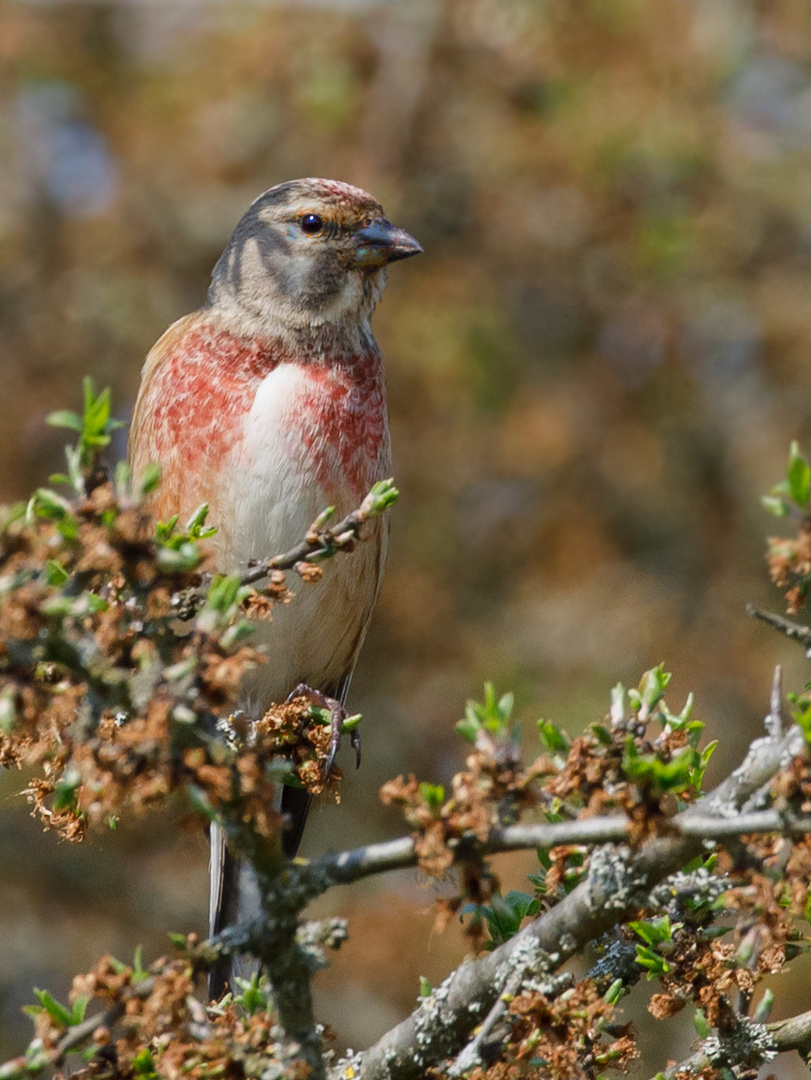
<box><xmin>207</xmin><ymin>789</ymin><xmax>313</xmax><ymax>999</ymax></box>
<box><xmin>208</xmin><ymin>676</ymin><xmax>350</xmax><ymax>999</ymax></box>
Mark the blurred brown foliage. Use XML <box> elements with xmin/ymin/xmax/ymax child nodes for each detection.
<box><xmin>3</xmin><ymin>0</ymin><xmax>811</xmax><ymax>1073</ymax></box>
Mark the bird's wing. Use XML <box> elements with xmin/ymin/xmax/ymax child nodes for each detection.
<box><xmin>129</xmin><ymin>313</ymin><xmax>200</xmax><ymax>464</ymax></box>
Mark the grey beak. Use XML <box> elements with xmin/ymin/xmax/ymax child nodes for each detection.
<box><xmin>354</xmin><ymin>218</ymin><xmax>423</xmax><ymax>268</ymax></box>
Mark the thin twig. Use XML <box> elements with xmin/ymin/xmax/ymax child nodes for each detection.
<box><xmin>767</xmin><ymin>664</ymin><xmax>784</xmax><ymax>737</ymax></box>
<box><xmin>447</xmin><ymin>967</ymin><xmax>524</xmax><ymax>1078</ymax></box>
<box><xmin>242</xmin><ymin>485</ymin><xmax>393</xmax><ymax>586</ymax></box>
<box><xmin>172</xmin><ymin>486</ymin><xmax>394</xmax><ymax>619</ymax></box>
<box><xmin>309</xmin><ymin>808</ymin><xmax>811</xmax><ymax>895</ymax></box>
<box><xmin>746</xmin><ymin>604</ymin><xmax>811</xmax><ymax>651</ymax></box>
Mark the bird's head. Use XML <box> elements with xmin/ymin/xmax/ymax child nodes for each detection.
<box><xmin>206</xmin><ymin>178</ymin><xmax>422</xmax><ymax>345</ymax></box>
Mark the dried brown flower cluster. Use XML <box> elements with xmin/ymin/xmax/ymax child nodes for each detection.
<box><xmin>0</xmin><ymin>473</ymin><xmax>335</xmax><ymax>844</ymax></box>
<box><xmin>383</xmin><ymin>678</ymin><xmax>707</xmax><ymax>911</ymax></box>
<box><xmin>22</xmin><ymin>946</ymin><xmax>306</xmax><ymax>1080</ymax></box>
<box><xmin>766</xmin><ymin>522</ymin><xmax>811</xmax><ymax>613</ymax></box>
<box><xmin>466</xmin><ymin>982</ymin><xmax>638</xmax><ymax>1080</ymax></box>
<box><xmin>380</xmin><ymin>750</ymin><xmax>551</xmax><ymax>879</ymax></box>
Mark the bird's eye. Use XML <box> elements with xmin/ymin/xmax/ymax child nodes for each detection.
<box><xmin>299</xmin><ymin>214</ymin><xmax>323</xmax><ymax>235</ymax></box>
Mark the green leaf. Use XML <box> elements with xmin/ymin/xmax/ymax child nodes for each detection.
<box><xmin>131</xmin><ymin>1047</ymin><xmax>157</xmax><ymax>1079</ymax></box>
<box><xmin>419</xmin><ymin>782</ymin><xmax>445</xmax><ymax>815</ymax></box>
<box><xmin>31</xmin><ymin>989</ymin><xmax>75</xmax><ymax>1028</ymax></box>
<box><xmin>418</xmin><ymin>976</ymin><xmax>433</xmax><ymax>998</ymax></box>
<box><xmin>526</xmin><ymin>870</ymin><xmax>547</xmax><ymax>894</ymax></box>
<box><xmin>184</xmin><ymin>502</ymin><xmax>217</xmax><ymax>540</ymax></box>
<box><xmin>693</xmin><ymin>1008</ymin><xmax>711</xmax><ymax>1038</ymax></box>
<box><xmin>46</xmin><ymin>410</ymin><xmax>83</xmax><ymax>432</ymax></box>
<box><xmin>468</xmin><ymin>890</ymin><xmax>541</xmax><ymax>946</ymax></box>
<box><xmin>610</xmin><ymin>682</ymin><xmax>626</xmax><ymax>721</ymax></box>
<box><xmin>132</xmin><ymin>945</ymin><xmax>148</xmax><ymax>983</ymax></box>
<box><xmin>0</xmin><ymin>690</ymin><xmax>16</xmax><ymax>735</ymax></box>
<box><xmin>623</xmin><ymin>739</ymin><xmax>706</xmax><ymax>796</ymax></box>
<box><xmin>219</xmin><ymin>621</ymin><xmax>255</xmax><ymax>649</ymax></box>
<box><xmin>139</xmin><ymin>462</ymin><xmax>162</xmax><ymax>495</ymax></box>
<box><xmin>604</xmin><ymin>979</ymin><xmax>624</xmax><ymax>1005</ymax></box>
<box><xmin>364</xmin><ymin>478</ymin><xmax>399</xmax><ymax>514</ymax></box>
<box><xmin>155</xmin><ymin>515</ymin><xmax>179</xmax><ymax>541</ymax></box>
<box><xmin>629</xmin><ymin>665</ymin><xmax>671</xmax><ymax>715</ymax></box>
<box><xmin>754</xmin><ymin>988</ymin><xmax>774</xmax><ymax>1024</ymax></box>
<box><xmin>233</xmin><ymin>972</ymin><xmax>271</xmax><ymax>1015</ymax></box>
<box><xmin>787</xmin><ymin>441</ymin><xmax>811</xmax><ymax>506</ymax></box>
<box><xmin>206</xmin><ymin>574</ymin><xmax>243</xmax><ymax>613</ymax></box>
<box><xmin>28</xmin><ymin>488</ymin><xmax>73</xmax><ymax>521</ymax></box>
<box><xmin>52</xmin><ymin>769</ymin><xmax>81</xmax><ymax>813</ymax></box>
<box><xmin>634</xmin><ymin>944</ymin><xmax>672</xmax><ymax>980</ymax></box>
<box><xmin>659</xmin><ymin>692</ymin><xmax>695</xmax><ymax>731</ymax></box>
<box><xmin>71</xmin><ymin>995</ymin><xmax>89</xmax><ymax>1025</ymax></box>
<box><xmin>691</xmin><ymin>740</ymin><xmax>717</xmax><ymax>790</ymax></box>
<box><xmin>761</xmin><ymin>494</ymin><xmax>790</xmax><ymax>518</ymax></box>
<box><xmin>537</xmin><ymin>719</ymin><xmax>569</xmax><ymax>754</ymax></box>
<box><xmin>457</xmin><ymin>683</ymin><xmax>515</xmax><ymax>742</ymax></box>
<box><xmin>157</xmin><ymin>542</ymin><xmax>201</xmax><ymax>572</ymax></box>
<box><xmin>792</xmin><ymin>699</ymin><xmax>811</xmax><ymax>746</ymax></box>
<box><xmin>57</xmin><ymin>515</ymin><xmax>78</xmax><ymax>541</ymax></box>
<box><xmin>45</xmin><ymin>560</ymin><xmax>71</xmax><ymax>587</ymax></box>
<box><xmin>629</xmin><ymin>915</ymin><xmax>673</xmax><ymax>947</ymax></box>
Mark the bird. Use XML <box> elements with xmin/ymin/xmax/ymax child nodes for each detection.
<box><xmin>128</xmin><ymin>178</ymin><xmax>422</xmax><ymax>996</ymax></box>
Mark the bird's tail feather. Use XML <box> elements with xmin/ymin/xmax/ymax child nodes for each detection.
<box><xmin>207</xmin><ymin>675</ymin><xmax>350</xmax><ymax>1000</ymax></box>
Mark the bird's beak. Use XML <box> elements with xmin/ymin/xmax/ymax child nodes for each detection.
<box><xmin>353</xmin><ymin>218</ymin><xmax>423</xmax><ymax>269</ymax></box>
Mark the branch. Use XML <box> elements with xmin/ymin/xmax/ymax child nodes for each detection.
<box><xmin>769</xmin><ymin>1008</ymin><xmax>811</xmax><ymax>1056</ymax></box>
<box><xmin>650</xmin><ymin>1007</ymin><xmax>811</xmax><ymax>1080</ymax></box>
<box><xmin>171</xmin><ymin>481</ymin><xmax>397</xmax><ymax>620</ymax></box>
<box><xmin>241</xmin><ymin>480</ymin><xmax>397</xmax><ymax>585</ymax></box>
<box><xmin>214</xmin><ymin>805</ymin><xmax>326</xmax><ymax>1079</ymax></box>
<box><xmin>307</xmin><ymin>809</ymin><xmax>811</xmax><ymax>895</ymax></box>
<box><xmin>747</xmin><ymin>603</ymin><xmax>811</xmax><ymax>652</ymax></box>
<box><xmin>337</xmin><ymin>723</ymin><xmax>808</xmax><ymax>1080</ymax></box>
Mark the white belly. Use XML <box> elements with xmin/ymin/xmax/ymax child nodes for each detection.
<box><xmin>212</xmin><ymin>362</ymin><xmax>390</xmax><ymax>709</ymax></box>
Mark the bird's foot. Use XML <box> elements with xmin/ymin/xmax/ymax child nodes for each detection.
<box><xmin>286</xmin><ymin>684</ymin><xmax>361</xmax><ymax>774</ymax></box>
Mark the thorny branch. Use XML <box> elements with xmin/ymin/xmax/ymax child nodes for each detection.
<box><xmin>339</xmin><ymin>722</ymin><xmax>808</xmax><ymax>1080</ymax></box>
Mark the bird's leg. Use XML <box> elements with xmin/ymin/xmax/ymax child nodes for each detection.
<box><xmin>286</xmin><ymin>684</ymin><xmax>361</xmax><ymax>774</ymax></box>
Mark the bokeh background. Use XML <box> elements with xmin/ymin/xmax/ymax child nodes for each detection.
<box><xmin>3</xmin><ymin>0</ymin><xmax>811</xmax><ymax>1073</ymax></box>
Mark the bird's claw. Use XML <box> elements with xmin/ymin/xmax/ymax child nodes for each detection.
<box><xmin>286</xmin><ymin>683</ymin><xmax>360</xmax><ymax>775</ymax></box>
<box><xmin>350</xmin><ymin>726</ymin><xmax>362</xmax><ymax>769</ymax></box>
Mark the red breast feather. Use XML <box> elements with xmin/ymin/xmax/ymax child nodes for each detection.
<box><xmin>130</xmin><ymin>312</ymin><xmax>391</xmax><ymax>704</ymax></box>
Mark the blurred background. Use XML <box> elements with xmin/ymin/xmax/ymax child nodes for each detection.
<box><xmin>2</xmin><ymin>0</ymin><xmax>811</xmax><ymax>1073</ymax></box>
